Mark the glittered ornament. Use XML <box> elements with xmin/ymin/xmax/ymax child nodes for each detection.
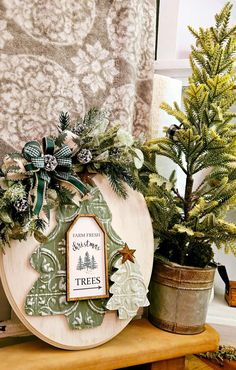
<box><xmin>167</xmin><ymin>124</ymin><xmax>180</xmax><ymax>141</ymax></box>
<box><xmin>77</xmin><ymin>149</ymin><xmax>93</xmax><ymax>164</ymax></box>
<box><xmin>14</xmin><ymin>198</ymin><xmax>29</xmax><ymax>213</ymax></box>
<box><xmin>44</xmin><ymin>155</ymin><xmax>58</xmax><ymax>172</ymax></box>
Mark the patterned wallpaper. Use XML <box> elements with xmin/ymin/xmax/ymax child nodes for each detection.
<box><xmin>0</xmin><ymin>0</ymin><xmax>156</xmax><ymax>156</ymax></box>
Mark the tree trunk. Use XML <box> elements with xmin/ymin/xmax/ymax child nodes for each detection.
<box><xmin>184</xmin><ymin>175</ymin><xmax>194</xmax><ymax>221</ymax></box>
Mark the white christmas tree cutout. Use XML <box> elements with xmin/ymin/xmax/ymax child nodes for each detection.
<box><xmin>106</xmin><ymin>255</ymin><xmax>149</xmax><ymax>319</ymax></box>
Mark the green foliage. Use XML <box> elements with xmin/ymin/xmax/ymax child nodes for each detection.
<box><xmin>55</xmin><ymin>186</ymin><xmax>75</xmax><ymax>206</ymax></box>
<box><xmin>0</xmin><ymin>108</ymin><xmax>142</xmax><ymax>250</ymax></box>
<box><xmin>199</xmin><ymin>345</ymin><xmax>236</xmax><ymax>365</ymax></box>
<box><xmin>57</xmin><ymin>108</ymin><xmax>142</xmax><ymax>198</ymax></box>
<box><xmin>142</xmin><ymin>3</ymin><xmax>236</xmax><ymax>267</ymax></box>
<box><xmin>101</xmin><ymin>162</ymin><xmax>139</xmax><ymax>198</ymax></box>
<box><xmin>77</xmin><ymin>107</ymin><xmax>103</xmax><ymax>131</ymax></box>
<box><xmin>0</xmin><ymin>180</ymin><xmax>48</xmax><ymax>250</ymax></box>
<box><xmin>58</xmin><ymin>111</ymin><xmax>70</xmax><ymax>132</ymax></box>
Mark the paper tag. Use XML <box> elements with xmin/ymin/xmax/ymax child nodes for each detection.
<box><xmin>66</xmin><ymin>214</ymin><xmax>109</xmax><ymax>301</ymax></box>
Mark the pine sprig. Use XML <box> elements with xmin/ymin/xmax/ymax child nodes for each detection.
<box><xmin>100</xmin><ymin>163</ymin><xmax>137</xmax><ymax>199</ymax></box>
<box><xmin>107</xmin><ymin>172</ymin><xmax>128</xmax><ymax>198</ymax></box>
<box><xmin>33</xmin><ymin>218</ymin><xmax>47</xmax><ymax>231</ymax></box>
<box><xmin>58</xmin><ymin>112</ymin><xmax>70</xmax><ymax>132</ymax></box>
<box><xmin>82</xmin><ymin>107</ymin><xmax>100</xmax><ymax>127</ymax></box>
<box><xmin>55</xmin><ymin>186</ymin><xmax>76</xmax><ymax>205</ymax></box>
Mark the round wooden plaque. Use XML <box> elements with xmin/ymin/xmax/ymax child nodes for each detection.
<box><xmin>0</xmin><ymin>175</ymin><xmax>154</xmax><ymax>350</ymax></box>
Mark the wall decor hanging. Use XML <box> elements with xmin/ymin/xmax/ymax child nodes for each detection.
<box><xmin>0</xmin><ymin>109</ymin><xmax>154</xmax><ymax>349</ymax></box>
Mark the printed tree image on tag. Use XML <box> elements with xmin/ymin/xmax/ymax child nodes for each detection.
<box><xmin>67</xmin><ymin>214</ymin><xmax>109</xmax><ymax>301</ymax></box>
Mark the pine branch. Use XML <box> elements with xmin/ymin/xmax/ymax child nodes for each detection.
<box><xmin>33</xmin><ymin>218</ymin><xmax>47</xmax><ymax>232</ymax></box>
<box><xmin>100</xmin><ymin>162</ymin><xmax>138</xmax><ymax>199</ymax></box>
<box><xmin>58</xmin><ymin>112</ymin><xmax>70</xmax><ymax>132</ymax></box>
<box><xmin>56</xmin><ymin>186</ymin><xmax>75</xmax><ymax>205</ymax></box>
<box><xmin>107</xmin><ymin>173</ymin><xmax>128</xmax><ymax>198</ymax></box>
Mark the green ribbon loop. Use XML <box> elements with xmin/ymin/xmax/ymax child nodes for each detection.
<box><xmin>55</xmin><ymin>146</ymin><xmax>71</xmax><ymax>159</ymax></box>
<box><xmin>43</xmin><ymin>137</ymin><xmax>55</xmax><ymax>156</ymax></box>
<box><xmin>23</xmin><ymin>141</ymin><xmax>41</xmax><ymax>162</ymax></box>
<box><xmin>56</xmin><ymin>158</ymin><xmax>71</xmax><ymax>167</ymax></box>
<box><xmin>21</xmin><ymin>137</ymin><xmax>88</xmax><ymax>215</ymax></box>
<box><xmin>56</xmin><ymin>174</ymin><xmax>88</xmax><ymax>196</ymax></box>
<box><xmin>31</xmin><ymin>157</ymin><xmax>45</xmax><ymax>168</ymax></box>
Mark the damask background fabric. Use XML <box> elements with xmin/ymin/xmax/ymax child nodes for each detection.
<box><xmin>0</xmin><ymin>0</ymin><xmax>156</xmax><ymax>155</ymax></box>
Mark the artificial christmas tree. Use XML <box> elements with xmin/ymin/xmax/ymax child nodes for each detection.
<box><xmin>142</xmin><ymin>2</ymin><xmax>236</xmax><ymax>334</ymax></box>
<box><xmin>143</xmin><ymin>2</ymin><xmax>236</xmax><ymax>268</ymax></box>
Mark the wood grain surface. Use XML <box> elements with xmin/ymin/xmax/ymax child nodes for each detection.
<box><xmin>0</xmin><ymin>175</ymin><xmax>154</xmax><ymax>350</ymax></box>
<box><xmin>0</xmin><ymin>319</ymin><xmax>219</xmax><ymax>370</ymax></box>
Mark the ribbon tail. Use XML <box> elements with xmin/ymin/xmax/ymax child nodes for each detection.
<box><xmin>43</xmin><ymin>137</ymin><xmax>55</xmax><ymax>155</ymax></box>
<box><xmin>33</xmin><ymin>174</ymin><xmax>47</xmax><ymax>215</ymax></box>
<box><xmin>56</xmin><ymin>175</ymin><xmax>88</xmax><ymax>196</ymax></box>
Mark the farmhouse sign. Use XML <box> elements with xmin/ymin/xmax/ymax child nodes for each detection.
<box><xmin>66</xmin><ymin>214</ymin><xmax>109</xmax><ymax>301</ymax></box>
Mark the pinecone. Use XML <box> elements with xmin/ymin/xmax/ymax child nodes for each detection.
<box><xmin>14</xmin><ymin>198</ymin><xmax>29</xmax><ymax>213</ymax></box>
<box><xmin>44</xmin><ymin>154</ymin><xmax>58</xmax><ymax>172</ymax></box>
<box><xmin>77</xmin><ymin>149</ymin><xmax>93</xmax><ymax>164</ymax></box>
<box><xmin>73</xmin><ymin>123</ymin><xmax>86</xmax><ymax>136</ymax></box>
<box><xmin>110</xmin><ymin>147</ymin><xmax>122</xmax><ymax>157</ymax></box>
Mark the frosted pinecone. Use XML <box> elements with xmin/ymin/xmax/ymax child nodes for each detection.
<box><xmin>77</xmin><ymin>149</ymin><xmax>93</xmax><ymax>164</ymax></box>
<box><xmin>14</xmin><ymin>198</ymin><xmax>29</xmax><ymax>213</ymax></box>
<box><xmin>110</xmin><ymin>147</ymin><xmax>122</xmax><ymax>157</ymax></box>
<box><xmin>44</xmin><ymin>154</ymin><xmax>58</xmax><ymax>171</ymax></box>
<box><xmin>73</xmin><ymin>123</ymin><xmax>86</xmax><ymax>136</ymax></box>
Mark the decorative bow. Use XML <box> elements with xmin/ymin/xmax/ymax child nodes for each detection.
<box><xmin>3</xmin><ymin>138</ymin><xmax>88</xmax><ymax>215</ymax></box>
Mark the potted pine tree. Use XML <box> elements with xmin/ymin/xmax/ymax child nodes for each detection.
<box><xmin>142</xmin><ymin>2</ymin><xmax>236</xmax><ymax>334</ymax></box>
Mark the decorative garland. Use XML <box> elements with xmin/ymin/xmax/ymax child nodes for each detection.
<box><xmin>0</xmin><ymin>108</ymin><xmax>144</xmax><ymax>249</ymax></box>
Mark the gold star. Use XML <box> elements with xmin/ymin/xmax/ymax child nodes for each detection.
<box><xmin>118</xmin><ymin>244</ymin><xmax>136</xmax><ymax>264</ymax></box>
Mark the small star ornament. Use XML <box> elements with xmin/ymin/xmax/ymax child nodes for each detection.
<box><xmin>79</xmin><ymin>171</ymin><xmax>96</xmax><ymax>184</ymax></box>
<box><xmin>118</xmin><ymin>243</ymin><xmax>136</xmax><ymax>264</ymax></box>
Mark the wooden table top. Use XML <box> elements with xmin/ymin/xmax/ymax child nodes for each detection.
<box><xmin>0</xmin><ymin>319</ymin><xmax>219</xmax><ymax>370</ymax></box>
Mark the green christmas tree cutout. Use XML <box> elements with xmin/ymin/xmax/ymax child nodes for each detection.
<box><xmin>25</xmin><ymin>186</ymin><xmax>148</xmax><ymax>329</ymax></box>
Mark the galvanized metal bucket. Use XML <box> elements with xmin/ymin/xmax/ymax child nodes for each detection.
<box><xmin>148</xmin><ymin>257</ymin><xmax>216</xmax><ymax>334</ymax></box>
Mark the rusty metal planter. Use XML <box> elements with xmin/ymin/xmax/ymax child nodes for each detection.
<box><xmin>148</xmin><ymin>257</ymin><xmax>216</xmax><ymax>334</ymax></box>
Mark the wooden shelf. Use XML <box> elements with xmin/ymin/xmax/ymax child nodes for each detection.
<box><xmin>0</xmin><ymin>318</ymin><xmax>219</xmax><ymax>370</ymax></box>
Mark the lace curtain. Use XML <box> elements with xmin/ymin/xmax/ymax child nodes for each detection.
<box><xmin>0</xmin><ymin>0</ymin><xmax>156</xmax><ymax>155</ymax></box>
